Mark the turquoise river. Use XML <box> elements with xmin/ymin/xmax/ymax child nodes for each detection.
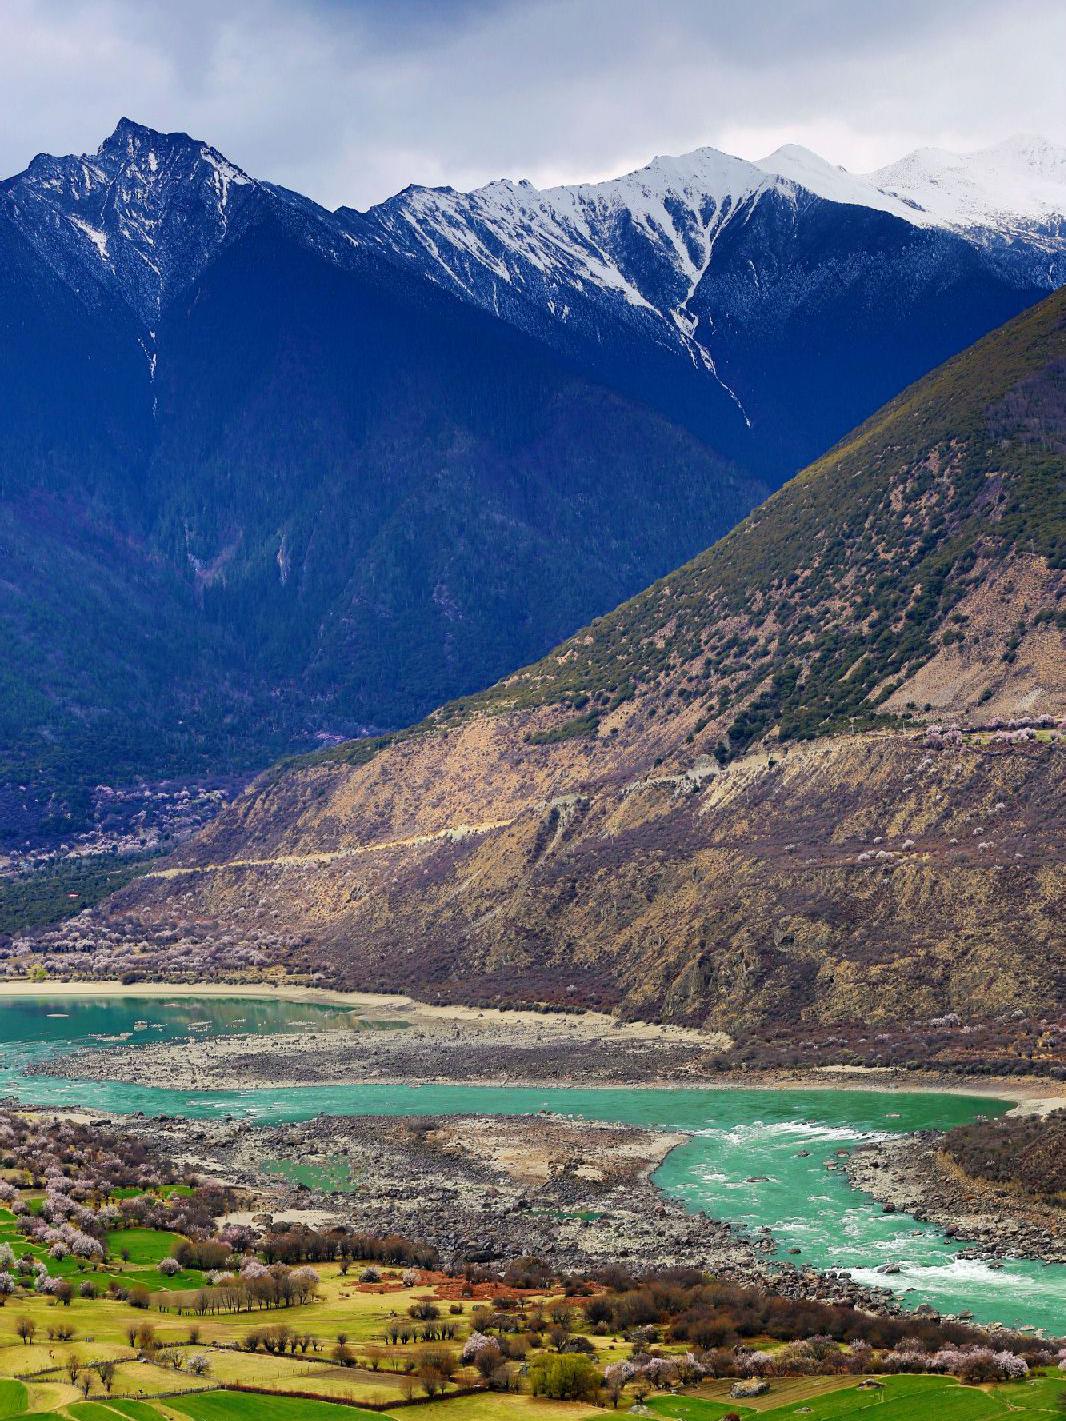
<box><xmin>0</xmin><ymin>994</ymin><xmax>1061</xmax><ymax>1336</ymax></box>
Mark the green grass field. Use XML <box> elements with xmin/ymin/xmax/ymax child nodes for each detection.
<box><xmin>94</xmin><ymin>1404</ymin><xmax>163</xmax><ymax>1421</ymax></box>
<box><xmin>168</xmin><ymin>1392</ymin><xmax>384</xmax><ymax>1421</ymax></box>
<box><xmin>0</xmin><ymin>1210</ymin><xmax>199</xmax><ymax>1291</ymax></box>
<box><xmin>0</xmin><ymin>1366</ymin><xmax>1056</xmax><ymax>1421</ymax></box>
<box><xmin>67</xmin><ymin>1405</ymin><xmax>136</xmax><ymax>1421</ymax></box>
<box><xmin>648</xmin><ymin>1374</ymin><xmax>1065</xmax><ymax>1421</ymax></box>
<box><xmin>405</xmin><ymin>1396</ymin><xmax>599</xmax><ymax>1421</ymax></box>
<box><xmin>106</xmin><ymin>1187</ymin><xmax>194</xmax><ymax>1202</ymax></box>
<box><xmin>103</xmin><ymin>1228</ymin><xmax>204</xmax><ymax>1291</ymax></box>
<box><xmin>0</xmin><ymin>1210</ymin><xmax>105</xmax><ymax>1284</ymax></box>
<box><xmin>104</xmin><ymin>1230</ymin><xmax>184</xmax><ymax>1267</ymax></box>
<box><xmin>0</xmin><ymin>1383</ymin><xmax>28</xmax><ymax>1419</ymax></box>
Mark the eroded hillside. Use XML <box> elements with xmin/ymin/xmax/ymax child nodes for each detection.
<box><xmin>21</xmin><ymin>293</ymin><xmax>1066</xmax><ymax>1055</ymax></box>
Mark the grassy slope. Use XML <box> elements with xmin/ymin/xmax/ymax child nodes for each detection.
<box><xmin>433</xmin><ymin>285</ymin><xmax>1065</xmax><ymax>753</ymax></box>
<box><xmin>223</xmin><ymin>285</ymin><xmax>1066</xmax><ymax>813</ymax></box>
<box><xmin>0</xmin><ymin>1371</ymin><xmax>1057</xmax><ymax>1420</ymax></box>
<box><xmin>167</xmin><ymin>1395</ymin><xmax>383</xmax><ymax>1421</ymax></box>
<box><xmin>649</xmin><ymin>1374</ymin><xmax>1065</xmax><ymax>1421</ymax></box>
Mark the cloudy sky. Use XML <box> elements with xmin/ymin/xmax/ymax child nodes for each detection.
<box><xmin>5</xmin><ymin>0</ymin><xmax>1065</xmax><ymax>209</ymax></box>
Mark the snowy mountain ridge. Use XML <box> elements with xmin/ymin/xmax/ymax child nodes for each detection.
<box><xmin>347</xmin><ymin>133</ymin><xmax>1066</xmax><ymax>430</ymax></box>
<box><xmin>869</xmin><ymin>135</ymin><xmax>1066</xmax><ymax>242</ymax></box>
<box><xmin>0</xmin><ymin>117</ymin><xmax>354</xmax><ymax>325</ymax></box>
<box><xmin>6</xmin><ymin>120</ymin><xmax>1065</xmax><ymax>334</ymax></box>
<box><xmin>754</xmin><ymin>144</ymin><xmax>937</xmax><ymax>222</ymax></box>
<box><xmin>3</xmin><ymin>119</ymin><xmax>1064</xmax><ymax>478</ymax></box>
<box><xmin>354</xmin><ymin>142</ymin><xmax>906</xmax><ymax>325</ymax></box>
<box><xmin>356</xmin><ymin>130</ymin><xmax>1066</xmax><ymax>316</ymax></box>
<box><xmin>351</xmin><ymin>144</ymin><xmax>774</xmax><ymax>396</ymax></box>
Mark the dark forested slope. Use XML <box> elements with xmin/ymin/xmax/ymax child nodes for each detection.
<box><xmin>4</xmin><ymin>120</ymin><xmax>1065</xmax><ymax>844</ymax></box>
<box><xmin>0</xmin><ymin>194</ymin><xmax>759</xmax><ymax>842</ymax></box>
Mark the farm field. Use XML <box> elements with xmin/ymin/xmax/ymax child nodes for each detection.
<box><xmin>648</xmin><ymin>1374</ymin><xmax>1066</xmax><ymax>1421</ymax></box>
<box><xmin>0</xmin><ymin>1105</ymin><xmax>1057</xmax><ymax>1421</ymax></box>
<box><xmin>0</xmin><ymin>1238</ymin><xmax>1060</xmax><ymax>1421</ymax></box>
<box><xmin>0</xmin><ymin>1370</ymin><xmax>1058</xmax><ymax>1421</ymax></box>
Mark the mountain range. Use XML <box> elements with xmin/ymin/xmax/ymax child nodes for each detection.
<box><xmin>2</xmin><ymin>119</ymin><xmax>1065</xmax><ymax>844</ymax></box>
<box><xmin>37</xmin><ymin>284</ymin><xmax>1065</xmax><ymax>1059</ymax></box>
<box><xmin>349</xmin><ymin>133</ymin><xmax>1066</xmax><ymax>473</ymax></box>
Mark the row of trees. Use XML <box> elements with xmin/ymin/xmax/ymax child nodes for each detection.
<box><xmin>158</xmin><ymin>1262</ymin><xmax>321</xmax><ymax>1315</ymax></box>
<box><xmin>258</xmin><ymin>1226</ymin><xmax>437</xmax><ymax>1268</ymax></box>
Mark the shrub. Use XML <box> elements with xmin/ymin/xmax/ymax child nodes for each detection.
<box><xmin>529</xmin><ymin>1353</ymin><xmax>600</xmax><ymax>1401</ymax></box>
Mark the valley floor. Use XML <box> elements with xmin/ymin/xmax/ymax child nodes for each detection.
<box><xmin>79</xmin><ymin>1109</ymin><xmax>919</xmax><ymax>1319</ymax></box>
<box><xmin>9</xmin><ymin>982</ymin><xmax>1064</xmax><ymax>1314</ymax></box>
<box><xmin>17</xmin><ymin>981</ymin><xmax>1063</xmax><ymax>1114</ymax></box>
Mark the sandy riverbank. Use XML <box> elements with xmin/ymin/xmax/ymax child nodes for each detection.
<box><xmin>0</xmin><ymin>978</ymin><xmax>412</xmax><ymax>1008</ymax></box>
<box><xmin>0</xmin><ymin>977</ymin><xmax>723</xmax><ymax>1044</ymax></box>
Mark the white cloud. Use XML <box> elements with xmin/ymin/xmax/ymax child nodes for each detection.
<box><xmin>2</xmin><ymin>0</ymin><xmax>1064</xmax><ymax>208</ymax></box>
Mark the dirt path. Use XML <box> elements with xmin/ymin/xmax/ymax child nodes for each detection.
<box><xmin>144</xmin><ymin>813</ymin><xmax>519</xmax><ymax>878</ymax></box>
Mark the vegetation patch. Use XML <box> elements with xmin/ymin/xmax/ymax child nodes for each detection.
<box><xmin>0</xmin><ymin>857</ymin><xmax>154</xmax><ymax>937</ymax></box>
<box><xmin>168</xmin><ymin>1392</ymin><xmax>383</xmax><ymax>1421</ymax></box>
<box><xmin>941</xmin><ymin>1110</ymin><xmax>1065</xmax><ymax>1203</ymax></box>
<box><xmin>0</xmin><ymin>1381</ymin><xmax>28</xmax><ymax>1419</ymax></box>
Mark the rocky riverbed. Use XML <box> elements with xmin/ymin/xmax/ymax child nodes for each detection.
<box><xmin>24</xmin><ymin>999</ymin><xmax>1064</xmax><ymax>1321</ymax></box>
<box><xmin>108</xmin><ymin>1107</ymin><xmax>906</xmax><ymax>1316</ymax></box>
<box><xmin>845</xmin><ymin>1132</ymin><xmax>1064</xmax><ymax>1266</ymax></box>
<box><xmin>31</xmin><ymin>1007</ymin><xmax>1056</xmax><ymax>1106</ymax></box>
<box><xmin>28</xmin><ymin>1010</ymin><xmax>735</xmax><ymax>1089</ymax></box>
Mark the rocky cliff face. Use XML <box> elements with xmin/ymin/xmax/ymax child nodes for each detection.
<box><xmin>60</xmin><ymin>727</ymin><xmax>1061</xmax><ymax>1035</ymax></box>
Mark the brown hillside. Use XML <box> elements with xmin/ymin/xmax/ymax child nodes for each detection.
<box><xmin>24</xmin><ymin>292</ymin><xmax>1066</xmax><ymax>1056</ymax></box>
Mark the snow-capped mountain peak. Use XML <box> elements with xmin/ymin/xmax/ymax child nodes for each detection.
<box><xmin>1</xmin><ymin>118</ymin><xmax>261</xmax><ymax>320</ymax></box>
<box><xmin>6</xmin><ymin>117</ymin><xmax>1066</xmax><ymax>414</ymax></box>
<box><xmin>754</xmin><ymin>144</ymin><xmax>936</xmax><ymax>224</ymax></box>
<box><xmin>348</xmin><ymin>132</ymin><xmax>1066</xmax><ymax>427</ymax></box>
<box><xmin>365</xmin><ymin>144</ymin><xmax>779</xmax><ymax>310</ymax></box>
<box><xmin>867</xmin><ymin>135</ymin><xmax>1066</xmax><ymax>241</ymax></box>
<box><xmin>565</xmin><ymin>144</ymin><xmax>760</xmax><ymax>201</ymax></box>
<box><xmin>352</xmin><ymin>144</ymin><xmax>778</xmax><ymax>410</ymax></box>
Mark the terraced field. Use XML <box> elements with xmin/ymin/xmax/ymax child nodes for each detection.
<box><xmin>0</xmin><ymin>1372</ymin><xmax>1060</xmax><ymax>1421</ymax></box>
<box><xmin>649</xmin><ymin>1374</ymin><xmax>1065</xmax><ymax>1421</ymax></box>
